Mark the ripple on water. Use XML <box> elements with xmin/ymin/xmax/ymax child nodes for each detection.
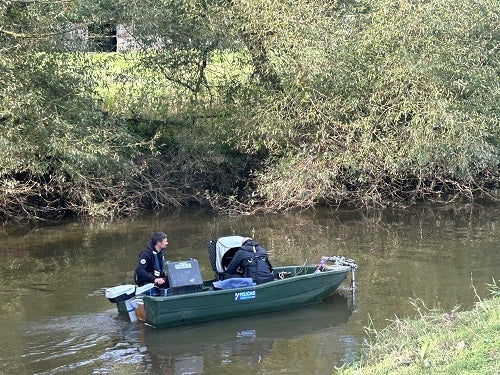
<box><xmin>0</xmin><ymin>310</ymin><xmax>149</xmax><ymax>375</ymax></box>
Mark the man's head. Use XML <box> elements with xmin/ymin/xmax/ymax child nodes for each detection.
<box><xmin>151</xmin><ymin>232</ymin><xmax>168</xmax><ymax>250</ymax></box>
<box><xmin>242</xmin><ymin>237</ymin><xmax>252</xmax><ymax>245</ymax></box>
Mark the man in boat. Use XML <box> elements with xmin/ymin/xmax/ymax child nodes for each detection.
<box><xmin>134</xmin><ymin>232</ymin><xmax>170</xmax><ymax>294</ymax></box>
<box><xmin>224</xmin><ymin>237</ymin><xmax>274</xmax><ymax>284</ymax></box>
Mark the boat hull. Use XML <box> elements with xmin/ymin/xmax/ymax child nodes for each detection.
<box><xmin>142</xmin><ymin>265</ymin><xmax>350</xmax><ymax>328</ymax></box>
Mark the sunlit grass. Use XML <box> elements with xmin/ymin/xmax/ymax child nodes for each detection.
<box><xmin>80</xmin><ymin>51</ymin><xmax>253</xmax><ymax>120</ymax></box>
<box><xmin>336</xmin><ymin>281</ymin><xmax>499</xmax><ymax>374</ymax></box>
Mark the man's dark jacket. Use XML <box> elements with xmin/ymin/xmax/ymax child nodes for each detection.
<box><xmin>225</xmin><ymin>239</ymin><xmax>274</xmax><ymax>284</ymax></box>
<box><xmin>134</xmin><ymin>239</ymin><xmax>166</xmax><ymax>286</ymax></box>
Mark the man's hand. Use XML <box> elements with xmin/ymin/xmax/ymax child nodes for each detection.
<box><xmin>154</xmin><ymin>277</ymin><xmax>166</xmax><ymax>285</ymax></box>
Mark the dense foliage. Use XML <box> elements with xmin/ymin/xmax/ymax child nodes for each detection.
<box><xmin>0</xmin><ymin>0</ymin><xmax>498</xmax><ymax>222</ymax></box>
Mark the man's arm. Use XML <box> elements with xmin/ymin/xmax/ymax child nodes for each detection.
<box><xmin>225</xmin><ymin>251</ymin><xmax>243</xmax><ymax>274</ymax></box>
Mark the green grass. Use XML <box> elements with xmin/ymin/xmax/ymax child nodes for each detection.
<box><xmin>337</xmin><ymin>282</ymin><xmax>499</xmax><ymax>374</ymax></box>
<box><xmin>83</xmin><ymin>51</ymin><xmax>252</xmax><ymax>120</ymax></box>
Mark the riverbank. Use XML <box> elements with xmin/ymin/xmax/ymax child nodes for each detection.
<box><xmin>339</xmin><ymin>284</ymin><xmax>499</xmax><ymax>374</ymax></box>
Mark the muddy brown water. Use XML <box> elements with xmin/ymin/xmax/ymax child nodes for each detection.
<box><xmin>0</xmin><ymin>204</ymin><xmax>498</xmax><ymax>374</ymax></box>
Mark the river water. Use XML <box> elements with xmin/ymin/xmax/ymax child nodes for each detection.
<box><xmin>0</xmin><ymin>204</ymin><xmax>498</xmax><ymax>374</ymax></box>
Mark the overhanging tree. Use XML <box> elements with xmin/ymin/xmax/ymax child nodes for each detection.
<box><xmin>0</xmin><ymin>0</ymin><xmax>498</xmax><ymax>222</ymax></box>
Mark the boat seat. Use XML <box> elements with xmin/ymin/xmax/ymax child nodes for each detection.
<box><xmin>207</xmin><ymin>239</ymin><xmax>224</xmax><ymax>280</ymax></box>
<box><xmin>207</xmin><ymin>239</ymin><xmax>241</xmax><ymax>280</ymax></box>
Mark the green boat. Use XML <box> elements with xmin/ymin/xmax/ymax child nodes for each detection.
<box><xmin>106</xmin><ymin>236</ymin><xmax>357</xmax><ymax>329</ymax></box>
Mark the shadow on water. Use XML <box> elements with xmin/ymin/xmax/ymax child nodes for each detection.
<box><xmin>122</xmin><ymin>292</ymin><xmax>355</xmax><ymax>374</ymax></box>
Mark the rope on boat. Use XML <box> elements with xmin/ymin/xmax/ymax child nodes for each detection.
<box><xmin>294</xmin><ymin>260</ymin><xmax>309</xmax><ymax>276</ymax></box>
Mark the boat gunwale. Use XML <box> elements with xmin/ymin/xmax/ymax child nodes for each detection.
<box><xmin>141</xmin><ymin>264</ymin><xmax>351</xmax><ymax>302</ymax></box>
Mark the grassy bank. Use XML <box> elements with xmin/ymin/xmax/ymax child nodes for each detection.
<box><xmin>339</xmin><ymin>284</ymin><xmax>499</xmax><ymax>374</ymax></box>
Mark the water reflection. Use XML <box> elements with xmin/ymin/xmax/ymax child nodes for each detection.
<box><xmin>136</xmin><ymin>293</ymin><xmax>353</xmax><ymax>374</ymax></box>
<box><xmin>0</xmin><ymin>293</ymin><xmax>353</xmax><ymax>374</ymax></box>
<box><xmin>0</xmin><ymin>204</ymin><xmax>498</xmax><ymax>374</ymax></box>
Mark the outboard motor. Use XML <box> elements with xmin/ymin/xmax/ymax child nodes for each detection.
<box><xmin>105</xmin><ymin>284</ymin><xmax>154</xmax><ymax>322</ymax></box>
